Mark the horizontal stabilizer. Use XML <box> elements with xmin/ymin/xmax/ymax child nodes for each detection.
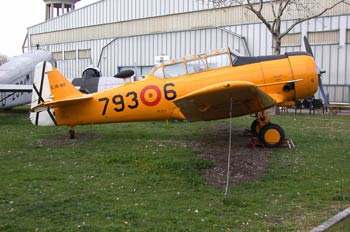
<box><xmin>0</xmin><ymin>84</ymin><xmax>32</xmax><ymax>92</ymax></box>
<box><xmin>31</xmin><ymin>95</ymin><xmax>92</xmax><ymax>112</ymax></box>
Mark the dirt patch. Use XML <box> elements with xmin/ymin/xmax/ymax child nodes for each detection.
<box><xmin>37</xmin><ymin>132</ymin><xmax>102</xmax><ymax>146</ymax></box>
<box><xmin>37</xmin><ymin>125</ymin><xmax>271</xmax><ymax>187</ymax></box>
<box><xmin>192</xmin><ymin>124</ymin><xmax>272</xmax><ymax>187</ymax></box>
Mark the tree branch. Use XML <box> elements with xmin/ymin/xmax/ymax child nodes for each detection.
<box><xmin>270</xmin><ymin>0</ymin><xmax>277</xmax><ymax>18</ymax></box>
<box><xmin>279</xmin><ymin>0</ymin><xmax>292</xmax><ymax>17</ymax></box>
<box><xmin>279</xmin><ymin>0</ymin><xmax>347</xmax><ymax>39</ymax></box>
<box><xmin>258</xmin><ymin>0</ymin><xmax>263</xmax><ymax>13</ymax></box>
<box><xmin>246</xmin><ymin>0</ymin><xmax>273</xmax><ymax>33</ymax></box>
<box><xmin>198</xmin><ymin>0</ymin><xmax>349</xmax><ymax>43</ymax></box>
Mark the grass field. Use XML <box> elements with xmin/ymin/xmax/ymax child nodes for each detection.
<box><xmin>0</xmin><ymin>108</ymin><xmax>349</xmax><ymax>231</ymax></box>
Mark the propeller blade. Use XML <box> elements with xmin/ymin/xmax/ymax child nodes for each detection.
<box><xmin>318</xmin><ymin>76</ymin><xmax>330</xmax><ymax>107</ymax></box>
<box><xmin>303</xmin><ymin>36</ymin><xmax>314</xmax><ymax>57</ymax></box>
<box><xmin>303</xmin><ymin>36</ymin><xmax>329</xmax><ymax>107</ymax></box>
<box><xmin>304</xmin><ymin>36</ymin><xmax>321</xmax><ymax>75</ymax></box>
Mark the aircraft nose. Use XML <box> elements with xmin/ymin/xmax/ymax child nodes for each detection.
<box><xmin>289</xmin><ymin>54</ymin><xmax>318</xmax><ymax>100</ymax></box>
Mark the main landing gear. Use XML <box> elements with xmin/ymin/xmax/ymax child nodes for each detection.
<box><xmin>250</xmin><ymin>111</ymin><xmax>285</xmax><ymax>148</ymax></box>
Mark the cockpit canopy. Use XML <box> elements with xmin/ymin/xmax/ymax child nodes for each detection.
<box><xmin>151</xmin><ymin>48</ymin><xmax>238</xmax><ymax>78</ymax></box>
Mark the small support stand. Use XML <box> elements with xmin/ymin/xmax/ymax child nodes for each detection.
<box><xmin>280</xmin><ymin>138</ymin><xmax>295</xmax><ymax>149</ymax></box>
<box><xmin>249</xmin><ymin>136</ymin><xmax>259</xmax><ymax>149</ymax></box>
<box><xmin>244</xmin><ymin>129</ymin><xmax>262</xmax><ymax>149</ymax></box>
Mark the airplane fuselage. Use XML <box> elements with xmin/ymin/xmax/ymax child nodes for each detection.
<box><xmin>52</xmin><ymin>51</ymin><xmax>318</xmax><ymax>127</ymax></box>
<box><xmin>0</xmin><ymin>50</ymin><xmax>55</xmax><ymax>109</ymax></box>
<box><xmin>0</xmin><ymin>74</ymin><xmax>32</xmax><ymax>109</ymax></box>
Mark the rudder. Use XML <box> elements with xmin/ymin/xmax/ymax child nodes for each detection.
<box><xmin>30</xmin><ymin>62</ymin><xmax>56</xmax><ymax>126</ymax></box>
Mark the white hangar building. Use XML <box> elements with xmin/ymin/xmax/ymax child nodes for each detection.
<box><xmin>27</xmin><ymin>0</ymin><xmax>350</xmax><ymax>103</ymax></box>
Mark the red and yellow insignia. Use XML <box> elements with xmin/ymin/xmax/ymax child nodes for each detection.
<box><xmin>140</xmin><ymin>85</ymin><xmax>161</xmax><ymax>106</ymax></box>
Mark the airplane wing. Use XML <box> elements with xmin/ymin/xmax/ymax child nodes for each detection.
<box><xmin>173</xmin><ymin>81</ymin><xmax>276</xmax><ymax>122</ymax></box>
<box><xmin>0</xmin><ymin>84</ymin><xmax>32</xmax><ymax>92</ymax></box>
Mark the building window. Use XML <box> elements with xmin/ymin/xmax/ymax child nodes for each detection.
<box><xmin>308</xmin><ymin>30</ymin><xmax>339</xmax><ymax>45</ymax></box>
<box><xmin>346</xmin><ymin>29</ymin><xmax>350</xmax><ymax>44</ymax></box>
<box><xmin>78</xmin><ymin>49</ymin><xmax>91</xmax><ymax>59</ymax></box>
<box><xmin>64</xmin><ymin>50</ymin><xmax>76</xmax><ymax>60</ymax></box>
<box><xmin>52</xmin><ymin>51</ymin><xmax>62</xmax><ymax>60</ymax></box>
<box><xmin>281</xmin><ymin>33</ymin><xmax>301</xmax><ymax>47</ymax></box>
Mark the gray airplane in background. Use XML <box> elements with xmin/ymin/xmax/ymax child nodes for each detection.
<box><xmin>0</xmin><ymin>49</ymin><xmax>140</xmax><ymax>110</ymax></box>
<box><xmin>0</xmin><ymin>50</ymin><xmax>55</xmax><ymax>109</ymax></box>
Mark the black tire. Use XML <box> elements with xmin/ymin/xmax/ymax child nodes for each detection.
<box><xmin>258</xmin><ymin>123</ymin><xmax>285</xmax><ymax>148</ymax></box>
<box><xmin>251</xmin><ymin>119</ymin><xmax>263</xmax><ymax>136</ymax></box>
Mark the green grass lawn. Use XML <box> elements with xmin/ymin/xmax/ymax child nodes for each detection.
<box><xmin>0</xmin><ymin>108</ymin><xmax>349</xmax><ymax>231</ymax></box>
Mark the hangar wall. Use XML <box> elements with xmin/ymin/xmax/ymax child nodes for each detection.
<box><xmin>29</xmin><ymin>0</ymin><xmax>349</xmax><ymax>35</ymax></box>
<box><xmin>27</xmin><ymin>0</ymin><xmax>350</xmax><ymax>103</ymax></box>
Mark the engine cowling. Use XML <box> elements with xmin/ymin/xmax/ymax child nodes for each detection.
<box><xmin>288</xmin><ymin>52</ymin><xmax>319</xmax><ymax>100</ymax></box>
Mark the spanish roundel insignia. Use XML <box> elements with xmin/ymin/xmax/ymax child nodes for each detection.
<box><xmin>140</xmin><ymin>85</ymin><xmax>162</xmax><ymax>106</ymax></box>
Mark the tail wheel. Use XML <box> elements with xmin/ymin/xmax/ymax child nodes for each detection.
<box><xmin>258</xmin><ymin>123</ymin><xmax>285</xmax><ymax>148</ymax></box>
<box><xmin>69</xmin><ymin>129</ymin><xmax>75</xmax><ymax>139</ymax></box>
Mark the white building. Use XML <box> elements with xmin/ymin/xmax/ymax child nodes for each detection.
<box><xmin>27</xmin><ymin>0</ymin><xmax>350</xmax><ymax>103</ymax></box>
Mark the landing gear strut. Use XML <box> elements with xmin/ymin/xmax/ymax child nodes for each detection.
<box><xmin>68</xmin><ymin>126</ymin><xmax>75</xmax><ymax>139</ymax></box>
<box><xmin>251</xmin><ymin>111</ymin><xmax>285</xmax><ymax>148</ymax></box>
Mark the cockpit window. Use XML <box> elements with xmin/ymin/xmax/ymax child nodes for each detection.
<box><xmin>153</xmin><ymin>67</ymin><xmax>164</xmax><ymax>78</ymax></box>
<box><xmin>207</xmin><ymin>54</ymin><xmax>231</xmax><ymax>69</ymax></box>
<box><xmin>164</xmin><ymin>62</ymin><xmax>186</xmax><ymax>78</ymax></box>
<box><xmin>151</xmin><ymin>48</ymin><xmax>233</xmax><ymax>78</ymax></box>
<box><xmin>186</xmin><ymin>57</ymin><xmax>207</xmax><ymax>74</ymax></box>
<box><xmin>231</xmin><ymin>53</ymin><xmax>238</xmax><ymax>65</ymax></box>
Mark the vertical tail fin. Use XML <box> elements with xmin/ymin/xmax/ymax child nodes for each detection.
<box><xmin>30</xmin><ymin>62</ymin><xmax>91</xmax><ymax>127</ymax></box>
<box><xmin>46</xmin><ymin>65</ymin><xmax>84</xmax><ymax>100</ymax></box>
<box><xmin>30</xmin><ymin>61</ymin><xmax>84</xmax><ymax>126</ymax></box>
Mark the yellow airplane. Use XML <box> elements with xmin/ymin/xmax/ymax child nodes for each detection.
<box><xmin>30</xmin><ymin>45</ymin><xmax>320</xmax><ymax>148</ymax></box>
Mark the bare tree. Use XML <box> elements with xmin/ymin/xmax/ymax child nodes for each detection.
<box><xmin>0</xmin><ymin>53</ymin><xmax>9</xmax><ymax>66</ymax></box>
<box><xmin>199</xmin><ymin>0</ymin><xmax>349</xmax><ymax>54</ymax></box>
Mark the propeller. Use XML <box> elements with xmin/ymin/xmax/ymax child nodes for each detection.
<box><xmin>303</xmin><ymin>36</ymin><xmax>329</xmax><ymax>107</ymax></box>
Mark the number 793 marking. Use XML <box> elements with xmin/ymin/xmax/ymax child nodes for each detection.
<box><xmin>98</xmin><ymin>83</ymin><xmax>176</xmax><ymax>116</ymax></box>
<box><xmin>98</xmin><ymin>91</ymin><xmax>138</xmax><ymax>116</ymax></box>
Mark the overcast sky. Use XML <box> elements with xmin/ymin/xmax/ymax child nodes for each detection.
<box><xmin>0</xmin><ymin>0</ymin><xmax>100</xmax><ymax>58</ymax></box>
